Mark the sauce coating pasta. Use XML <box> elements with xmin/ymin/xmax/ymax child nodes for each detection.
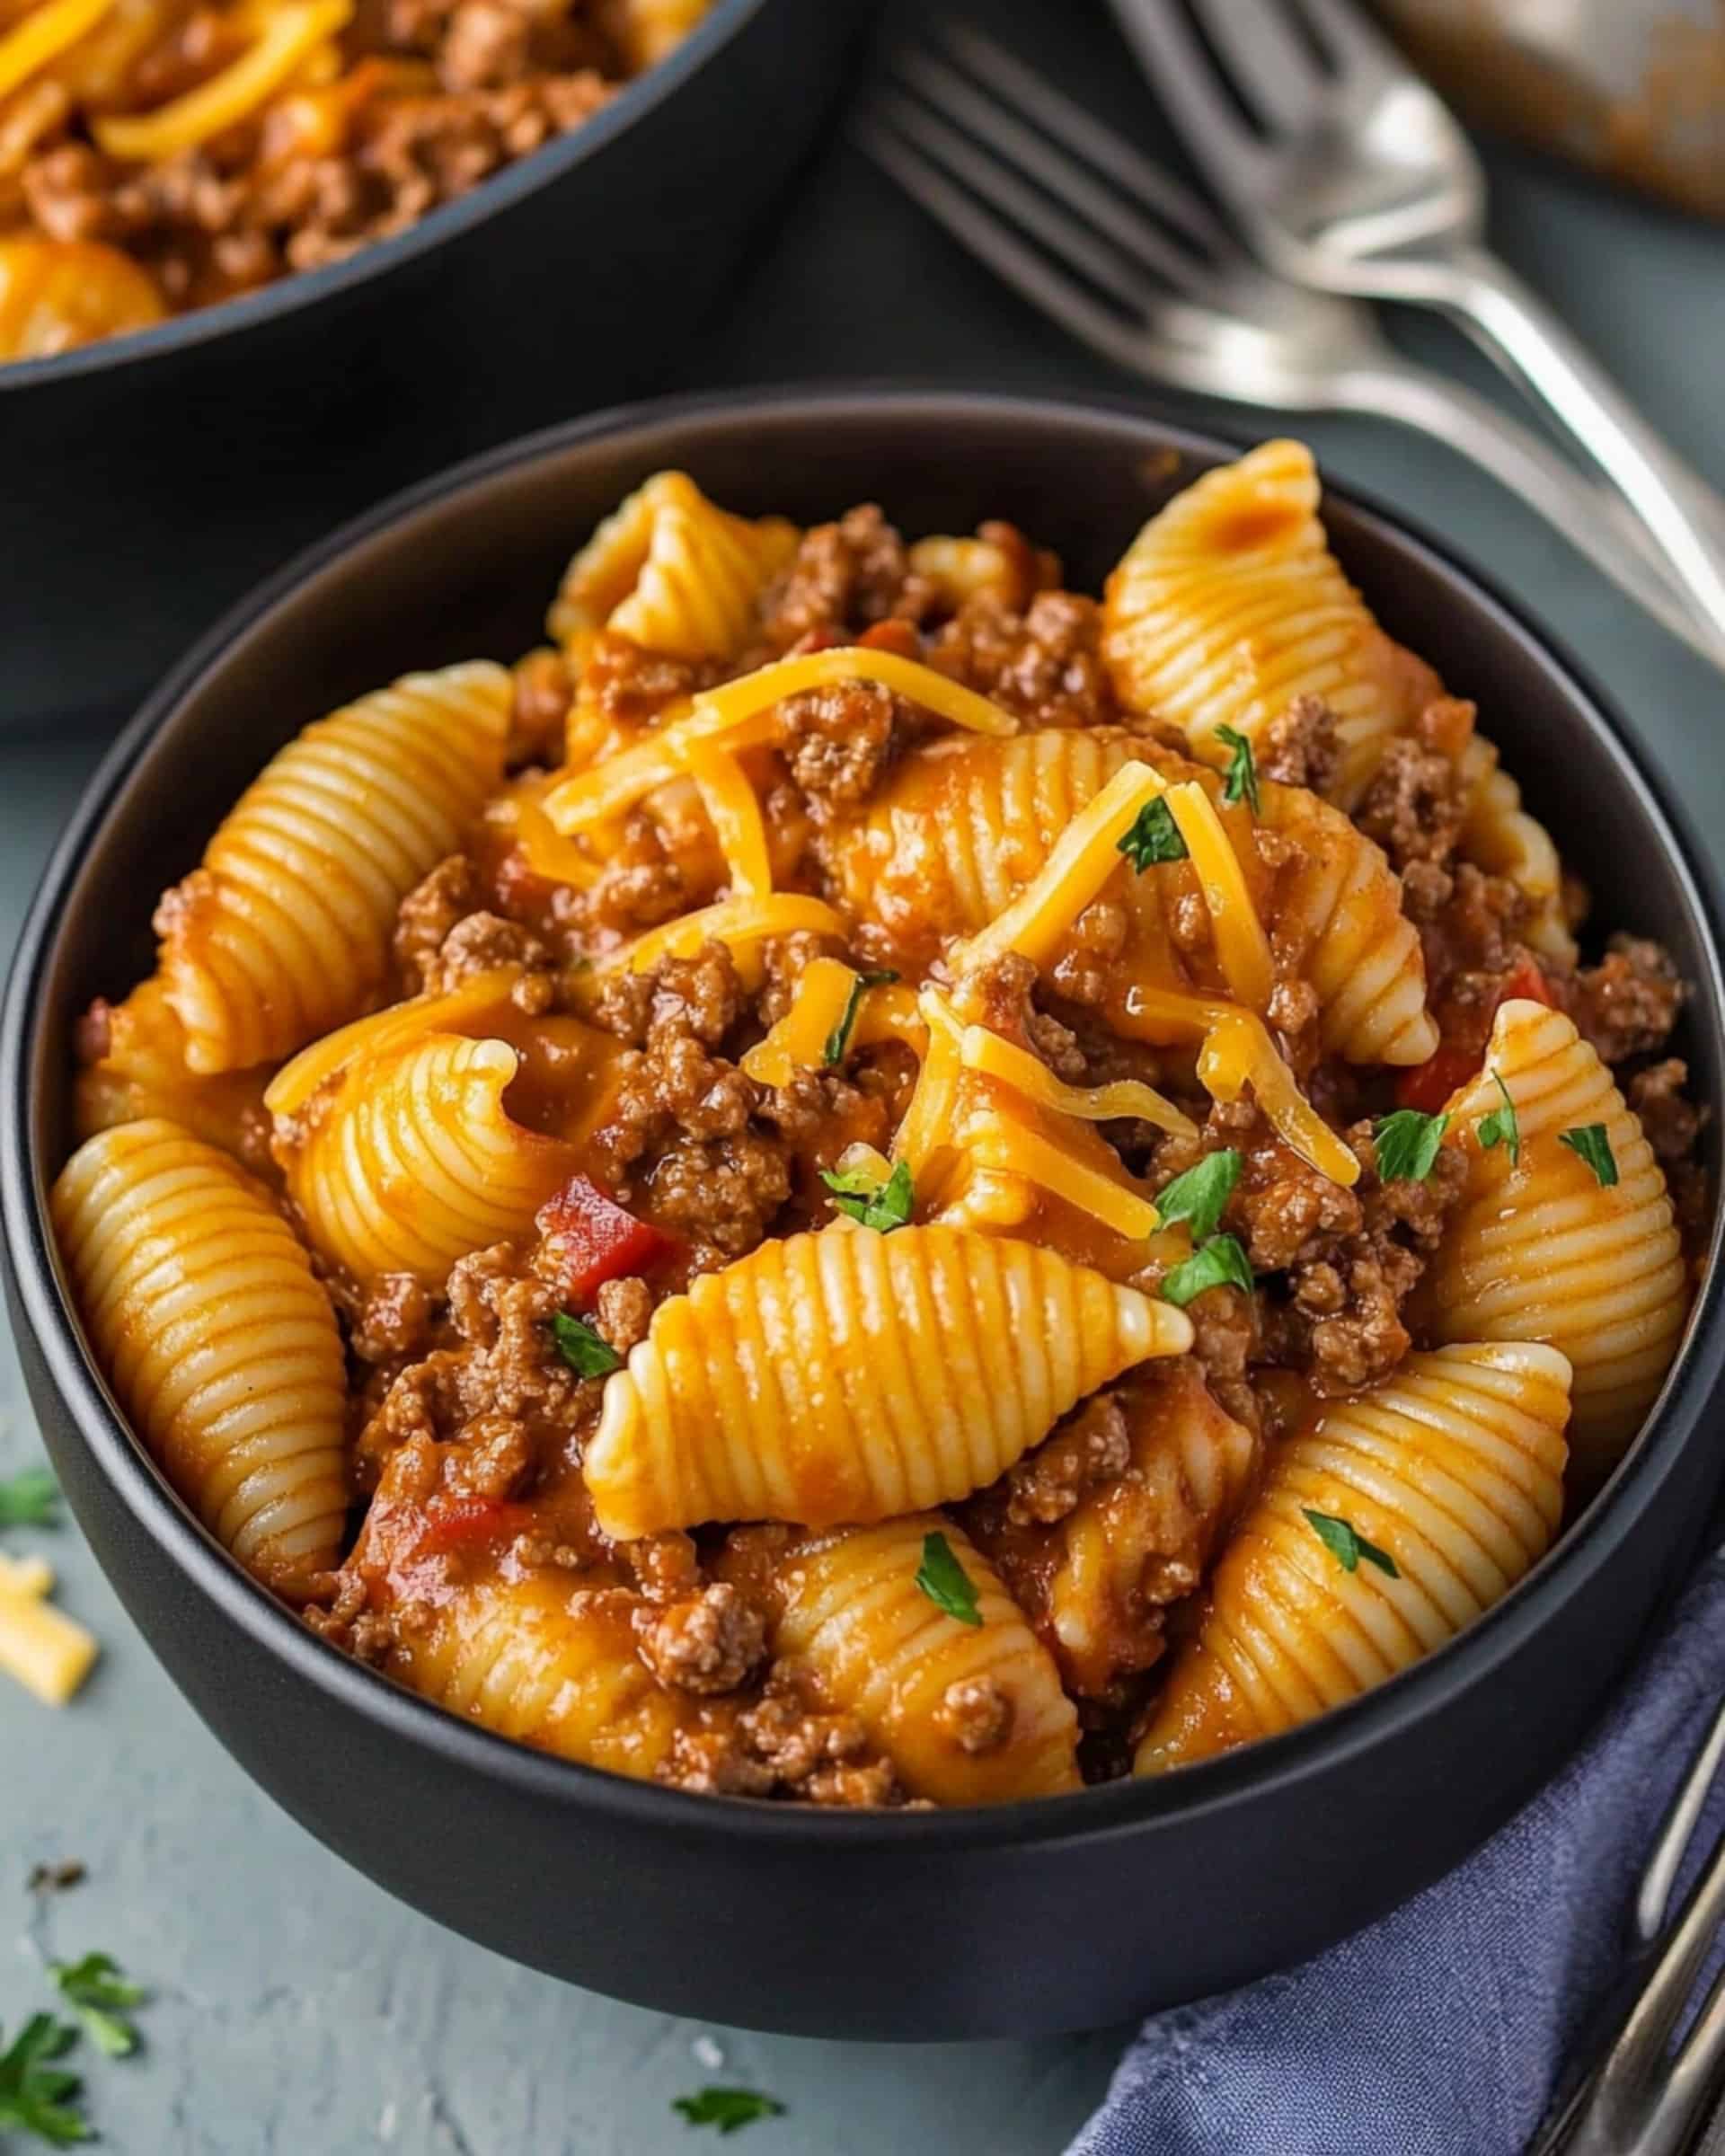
<box><xmin>57</xmin><ymin>455</ymin><xmax>1705</xmax><ymax>1805</ymax></box>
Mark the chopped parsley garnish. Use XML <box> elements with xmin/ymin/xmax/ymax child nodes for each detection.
<box><xmin>820</xmin><ymin>1159</ymin><xmax>915</xmax><ymax>1234</ymax></box>
<box><xmin>1303</xmin><ymin>1508</ymin><xmax>1400</xmax><ymax>1578</ymax></box>
<box><xmin>550</xmin><ymin>1311</ymin><xmax>623</xmax><ymax>1379</ymax></box>
<box><xmin>1477</xmin><ymin>1071</ymin><xmax>1521</xmax><ymax>1167</ymax></box>
<box><xmin>913</xmin><ymin>1531</ymin><xmax>982</xmax><ymax>1627</ymax></box>
<box><xmin>822</xmin><ymin>969</ymin><xmax>898</xmax><ymax>1068</ymax></box>
<box><xmin>51</xmin><ymin>1956</ymin><xmax>146</xmax><ymax>2061</ymax></box>
<box><xmin>1561</xmin><ymin>1124</ymin><xmax>1619</xmax><ymax>1187</ymax></box>
<box><xmin>1117</xmin><ymin>796</ymin><xmax>1188</xmax><ymax>870</ymax></box>
<box><xmin>0</xmin><ymin>1465</ymin><xmax>59</xmax><ymax>1530</ymax></box>
<box><xmin>1215</xmin><ymin>723</ymin><xmax>1261</xmax><ymax>815</ymax></box>
<box><xmin>1160</xmin><ymin>1233</ymin><xmax>1254</xmax><ymax>1308</ymax></box>
<box><xmin>1374</xmin><ymin>1109</ymin><xmax>1450</xmax><ymax>1186</ymax></box>
<box><xmin>672</xmin><ymin>2087</ymin><xmax>787</xmax><ymax>2135</ymax></box>
<box><xmin>0</xmin><ymin>2015</ymin><xmax>90</xmax><ymax>2146</ymax></box>
<box><xmin>1153</xmin><ymin>1150</ymin><xmax>1241</xmax><ymax>1244</ymax></box>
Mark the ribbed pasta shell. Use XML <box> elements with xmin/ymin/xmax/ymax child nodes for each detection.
<box><xmin>1101</xmin><ymin>440</ymin><xmax>1439</xmax><ymax>807</ymax></box>
<box><xmin>389</xmin><ymin>1576</ymin><xmax>685</xmax><ymax>1780</ymax></box>
<box><xmin>831</xmin><ymin>726</ymin><xmax>1435</xmax><ymax>1062</ymax></box>
<box><xmin>764</xmin><ymin>1515</ymin><xmax>1080</xmax><ymax>1804</ymax></box>
<box><xmin>74</xmin><ymin>977</ymin><xmax>272</xmax><ymax>1165</ymax></box>
<box><xmin>1040</xmin><ymin>1363</ymin><xmax>1260</xmax><ymax>1697</ymax></box>
<box><xmin>585</xmin><ymin>1223</ymin><xmax>1193</xmax><ymax>1537</ymax></box>
<box><xmin>0</xmin><ymin>234</ymin><xmax>166</xmax><ymax>360</ymax></box>
<box><xmin>1457</xmin><ymin>733</ymin><xmax>1578</xmax><ymax>968</ymax></box>
<box><xmin>1426</xmin><ymin>1000</ymin><xmax>1688</xmax><ymax>1491</ymax></box>
<box><xmin>1265</xmin><ymin>781</ymin><xmax>1438</xmax><ymax>1065</ymax></box>
<box><xmin>51</xmin><ymin>1119</ymin><xmax>348</xmax><ymax>1597</ymax></box>
<box><xmin>547</xmin><ymin>471</ymin><xmax>798</xmax><ymax>658</ymax></box>
<box><xmin>155</xmin><ymin>662</ymin><xmax>511</xmax><ymax>1074</ymax></box>
<box><xmin>283</xmin><ymin>1033</ymin><xmax>578</xmax><ymax>1285</ymax></box>
<box><xmin>1136</xmin><ymin>1341</ymin><xmax>1571</xmax><ymax>1772</ymax></box>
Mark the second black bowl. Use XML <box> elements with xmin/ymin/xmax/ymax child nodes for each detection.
<box><xmin>5</xmin><ymin>389</ymin><xmax>1722</xmax><ymax>2038</ymax></box>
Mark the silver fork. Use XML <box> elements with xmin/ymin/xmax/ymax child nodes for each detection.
<box><xmin>851</xmin><ymin>28</ymin><xmax>1725</xmax><ymax>668</ymax></box>
<box><xmin>1107</xmin><ymin>0</ymin><xmax>1725</xmax><ymax>656</ymax></box>
<box><xmin>1529</xmin><ymin>1692</ymin><xmax>1725</xmax><ymax>2156</ymax></box>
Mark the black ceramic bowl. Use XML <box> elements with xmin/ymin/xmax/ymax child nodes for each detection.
<box><xmin>2</xmin><ymin>0</ymin><xmax>864</xmax><ymax>730</ymax></box>
<box><xmin>5</xmin><ymin>389</ymin><xmax>1723</xmax><ymax>2041</ymax></box>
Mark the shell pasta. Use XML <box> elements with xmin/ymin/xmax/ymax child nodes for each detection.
<box><xmin>56</xmin><ymin>448</ymin><xmax>1703</xmax><ymax>1805</ymax></box>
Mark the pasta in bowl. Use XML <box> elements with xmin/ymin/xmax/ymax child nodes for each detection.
<box><xmin>44</xmin><ymin>437</ymin><xmax>1712</xmax><ymax>1814</ymax></box>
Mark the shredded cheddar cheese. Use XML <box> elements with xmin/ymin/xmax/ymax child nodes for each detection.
<box><xmin>691</xmin><ymin>646</ymin><xmax>1017</xmax><ymax>739</ymax></box>
<box><xmin>959</xmin><ymin>1024</ymin><xmax>1197</xmax><ymax>1137</ymax></box>
<box><xmin>1199</xmin><ymin>1012</ymin><xmax>1361</xmax><ymax>1186</ymax></box>
<box><xmin>890</xmin><ymin>991</ymin><xmax>964</xmax><ymax>1174</ymax></box>
<box><xmin>484</xmin><ymin>788</ymin><xmax>602</xmax><ymax>890</ymax></box>
<box><xmin>957</xmin><ymin>759</ymin><xmax>1168</xmax><ymax>981</ymax></box>
<box><xmin>962</xmin><ymin>1112</ymin><xmax>1161</xmax><ymax>1243</ymax></box>
<box><xmin>679</xmin><ymin>738</ymin><xmax>772</xmax><ymax>899</ymax></box>
<box><xmin>1163</xmin><ymin>782</ymin><xmax>1275</xmax><ymax>1013</ymax></box>
<box><xmin>0</xmin><ymin>0</ymin><xmax>116</xmax><ymax>100</ymax></box>
<box><xmin>602</xmin><ymin>894</ymin><xmax>845</xmax><ymax>978</ymax></box>
<box><xmin>740</xmin><ymin>957</ymin><xmax>858</xmax><ymax>1086</ymax></box>
<box><xmin>94</xmin><ymin>0</ymin><xmax>354</xmax><ymax>160</ymax></box>
<box><xmin>0</xmin><ymin>1557</ymin><xmax>97</xmax><ymax>1707</ymax></box>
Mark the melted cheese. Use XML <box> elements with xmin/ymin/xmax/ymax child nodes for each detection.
<box><xmin>958</xmin><ymin>1025</ymin><xmax>1196</xmax><ymax>1138</ymax></box>
<box><xmin>740</xmin><ymin>958</ymin><xmax>859</xmax><ymax>1086</ymax></box>
<box><xmin>484</xmin><ymin>788</ymin><xmax>602</xmax><ymax>890</ymax></box>
<box><xmin>691</xmin><ymin>646</ymin><xmax>1017</xmax><ymax>739</ymax></box>
<box><xmin>94</xmin><ymin>0</ymin><xmax>352</xmax><ymax>158</ymax></box>
<box><xmin>1199</xmin><ymin>1012</ymin><xmax>1361</xmax><ymax>1187</ymax></box>
<box><xmin>1163</xmin><ymin>782</ymin><xmax>1275</xmax><ymax>1013</ymax></box>
<box><xmin>962</xmin><ymin>1112</ymin><xmax>1161</xmax><ymax>1243</ymax></box>
<box><xmin>958</xmin><ymin>759</ymin><xmax>1168</xmax><ymax>980</ymax></box>
<box><xmin>603</xmin><ymin>894</ymin><xmax>845</xmax><ymax>979</ymax></box>
<box><xmin>680</xmin><ymin>739</ymin><xmax>772</xmax><ymax>899</ymax></box>
<box><xmin>0</xmin><ymin>0</ymin><xmax>116</xmax><ymax>99</ymax></box>
<box><xmin>890</xmin><ymin>992</ymin><xmax>965</xmax><ymax>1175</ymax></box>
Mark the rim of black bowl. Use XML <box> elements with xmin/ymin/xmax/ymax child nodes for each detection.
<box><xmin>0</xmin><ymin>0</ymin><xmax>766</xmax><ymax>392</ymax></box>
<box><xmin>8</xmin><ymin>384</ymin><xmax>1725</xmax><ymax>1851</ymax></box>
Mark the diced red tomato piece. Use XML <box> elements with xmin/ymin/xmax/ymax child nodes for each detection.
<box><xmin>412</xmin><ymin>1496</ymin><xmax>535</xmax><ymax>1560</ymax></box>
<box><xmin>857</xmin><ymin>618</ymin><xmax>923</xmax><ymax>658</ymax></box>
<box><xmin>1501</xmin><ymin>956</ymin><xmax>1554</xmax><ymax>1008</ymax></box>
<box><xmin>1395</xmin><ymin>957</ymin><xmax>1555</xmax><ymax>1110</ymax></box>
<box><xmin>535</xmin><ymin>1173</ymin><xmax>676</xmax><ymax>1303</ymax></box>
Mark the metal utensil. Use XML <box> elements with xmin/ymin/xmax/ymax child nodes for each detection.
<box><xmin>853</xmin><ymin>28</ymin><xmax>1725</xmax><ymax>668</ymax></box>
<box><xmin>1528</xmin><ymin>1693</ymin><xmax>1725</xmax><ymax>2155</ymax></box>
<box><xmin>1106</xmin><ymin>0</ymin><xmax>1725</xmax><ymax>656</ymax></box>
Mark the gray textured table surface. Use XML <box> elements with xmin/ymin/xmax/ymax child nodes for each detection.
<box><xmin>3</xmin><ymin>4</ymin><xmax>1724</xmax><ymax>2149</ymax></box>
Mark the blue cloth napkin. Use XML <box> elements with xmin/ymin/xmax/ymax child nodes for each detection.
<box><xmin>1071</xmin><ymin>1550</ymin><xmax>1725</xmax><ymax>2156</ymax></box>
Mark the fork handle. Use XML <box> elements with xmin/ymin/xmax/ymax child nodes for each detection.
<box><xmin>1374</xmin><ymin>243</ymin><xmax>1725</xmax><ymax>649</ymax></box>
<box><xmin>1341</xmin><ymin>351</ymin><xmax>1725</xmax><ymax>670</ymax></box>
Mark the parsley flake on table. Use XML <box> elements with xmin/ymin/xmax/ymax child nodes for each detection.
<box><xmin>1561</xmin><ymin>1124</ymin><xmax>1619</xmax><ymax>1187</ymax></box>
<box><xmin>0</xmin><ymin>2014</ymin><xmax>91</xmax><ymax>2147</ymax></box>
<box><xmin>0</xmin><ymin>1465</ymin><xmax>60</xmax><ymax>1530</ymax></box>
<box><xmin>1477</xmin><ymin>1071</ymin><xmax>1521</xmax><ymax>1167</ymax></box>
<box><xmin>52</xmin><ymin>1954</ymin><xmax>146</xmax><ymax>2060</ymax></box>
<box><xmin>1117</xmin><ymin>796</ymin><xmax>1188</xmax><ymax>870</ymax></box>
<box><xmin>550</xmin><ymin>1311</ymin><xmax>623</xmax><ymax>1379</ymax></box>
<box><xmin>1303</xmin><ymin>1508</ymin><xmax>1400</xmax><ymax>1578</ymax></box>
<box><xmin>820</xmin><ymin>1159</ymin><xmax>915</xmax><ymax>1234</ymax></box>
<box><xmin>1152</xmin><ymin>1150</ymin><xmax>1241</xmax><ymax>1243</ymax></box>
<box><xmin>823</xmin><ymin>969</ymin><xmax>899</xmax><ymax>1067</ymax></box>
<box><xmin>672</xmin><ymin>2086</ymin><xmax>787</xmax><ymax>2135</ymax></box>
<box><xmin>913</xmin><ymin>1530</ymin><xmax>983</xmax><ymax>1628</ymax></box>
<box><xmin>1215</xmin><ymin>723</ymin><xmax>1261</xmax><ymax>815</ymax></box>
<box><xmin>1374</xmin><ymin>1109</ymin><xmax>1450</xmax><ymax>1185</ymax></box>
<box><xmin>1160</xmin><ymin>1233</ymin><xmax>1254</xmax><ymax>1309</ymax></box>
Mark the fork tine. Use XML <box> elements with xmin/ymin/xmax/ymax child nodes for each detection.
<box><xmin>891</xmin><ymin>48</ymin><xmax>1224</xmax><ymax>302</ymax></box>
<box><xmin>850</xmin><ymin>107</ymin><xmax>1149</xmax><ymax>376</ymax></box>
<box><xmin>1187</xmin><ymin>0</ymin><xmax>1327</xmax><ymax>131</ymax></box>
<box><xmin>866</xmin><ymin>84</ymin><xmax>1156</xmax><ymax>316</ymax></box>
<box><xmin>1106</xmin><ymin>0</ymin><xmax>1273</xmax><ymax>189</ymax></box>
<box><xmin>934</xmin><ymin>23</ymin><xmax>1235</xmax><ymax>258</ymax></box>
<box><xmin>1636</xmin><ymin>1693</ymin><xmax>1725</xmax><ymax>1943</ymax></box>
<box><xmin>1291</xmin><ymin>0</ymin><xmax>1402</xmax><ymax>75</ymax></box>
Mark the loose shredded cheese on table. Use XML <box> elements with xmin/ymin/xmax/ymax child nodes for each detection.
<box><xmin>0</xmin><ymin>1556</ymin><xmax>97</xmax><ymax>1707</ymax></box>
<box><xmin>1163</xmin><ymin>782</ymin><xmax>1275</xmax><ymax>1013</ymax></box>
<box><xmin>958</xmin><ymin>1024</ymin><xmax>1196</xmax><ymax>1137</ymax></box>
<box><xmin>94</xmin><ymin>0</ymin><xmax>354</xmax><ymax>159</ymax></box>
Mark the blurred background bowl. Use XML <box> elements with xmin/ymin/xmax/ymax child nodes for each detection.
<box><xmin>4</xmin><ymin>0</ymin><xmax>865</xmax><ymax>731</ymax></box>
